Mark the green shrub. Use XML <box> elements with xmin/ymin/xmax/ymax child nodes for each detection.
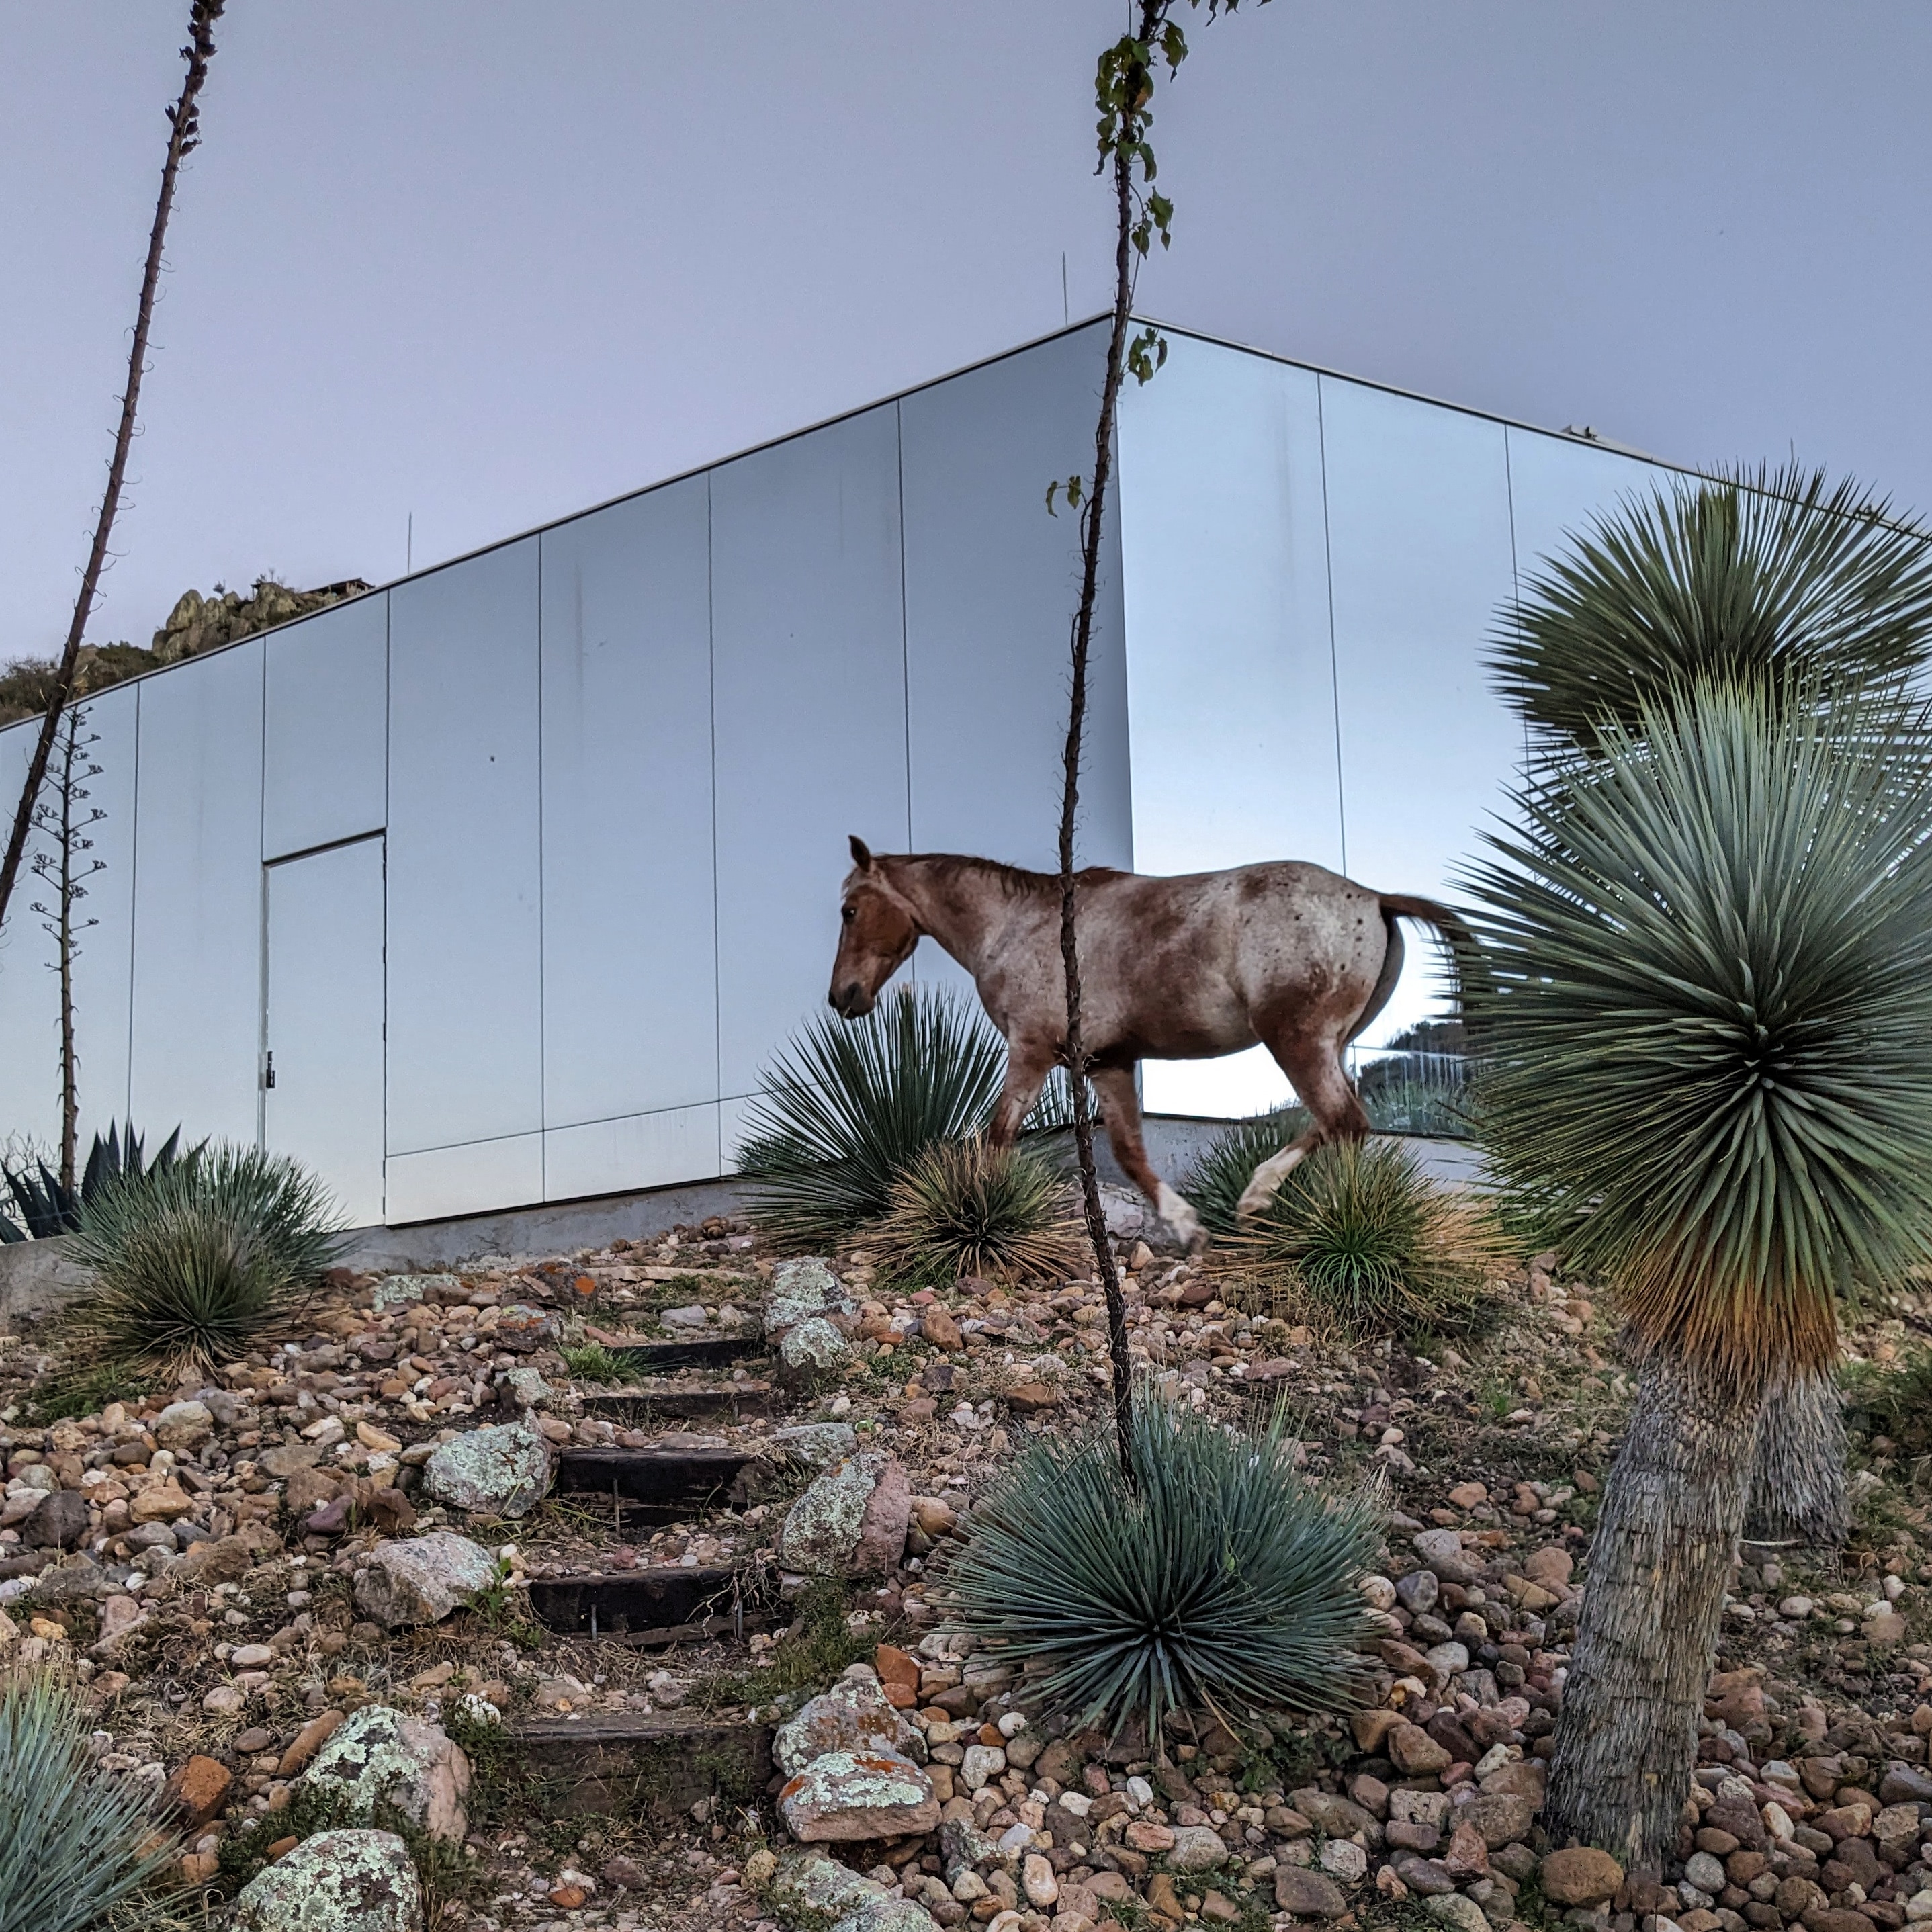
<box><xmin>558</xmin><ymin>1342</ymin><xmax>625</xmax><ymax>1384</ymax></box>
<box><xmin>64</xmin><ymin>1142</ymin><xmax>341</xmax><ymax>1375</ymax></box>
<box><xmin>1841</xmin><ymin>1346</ymin><xmax>1932</xmax><ymax>1456</ymax></box>
<box><xmin>870</xmin><ymin>1138</ymin><xmax>1082</xmax><ymax>1285</ymax></box>
<box><xmin>737</xmin><ymin>985</ymin><xmax>1010</xmax><ymax>1245</ymax></box>
<box><xmin>940</xmin><ymin>1393</ymin><xmax>1377</xmax><ymax>1742</ymax></box>
<box><xmin>1180</xmin><ymin>1108</ymin><xmax>1311</xmax><ymax>1237</ymax></box>
<box><xmin>0</xmin><ymin>1673</ymin><xmax>185</xmax><ymax>1932</ymax></box>
<box><xmin>1221</xmin><ymin>1140</ymin><xmax>1504</xmax><ymax>1336</ymax></box>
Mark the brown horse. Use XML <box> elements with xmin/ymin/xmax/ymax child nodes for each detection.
<box><xmin>828</xmin><ymin>837</ymin><xmax>1465</xmax><ymax>1248</ymax></box>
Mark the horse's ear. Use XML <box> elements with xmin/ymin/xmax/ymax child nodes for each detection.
<box><xmin>848</xmin><ymin>835</ymin><xmax>873</xmax><ymax>871</ymax></box>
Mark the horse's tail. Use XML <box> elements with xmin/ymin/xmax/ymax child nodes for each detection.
<box><xmin>1350</xmin><ymin>893</ymin><xmax>1474</xmax><ymax>1043</ymax></box>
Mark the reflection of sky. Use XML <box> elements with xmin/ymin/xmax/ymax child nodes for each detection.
<box><xmin>1118</xmin><ymin>329</ymin><xmax>1669</xmax><ymax>1119</ymax></box>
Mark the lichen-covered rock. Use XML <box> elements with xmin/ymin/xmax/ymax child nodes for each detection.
<box><xmin>766</xmin><ymin>1257</ymin><xmax>857</xmax><ymax>1335</ymax></box>
<box><xmin>766</xmin><ymin>1847</ymin><xmax>940</xmax><ymax>1932</ymax></box>
<box><xmin>422</xmin><ymin>1415</ymin><xmax>551</xmax><ymax>1517</ymax></box>
<box><xmin>777</xmin><ymin>1669</ymin><xmax>924</xmax><ymax>1775</ymax></box>
<box><xmin>355</xmin><ymin>1531</ymin><xmax>498</xmax><ymax>1628</ymax></box>
<box><xmin>498</xmin><ymin>1366</ymin><xmax>554</xmax><ymax>1410</ymax></box>
<box><xmin>300</xmin><ymin>1704</ymin><xmax>470</xmax><ymax>1841</ymax></box>
<box><xmin>779</xmin><ymin>1316</ymin><xmax>854</xmax><ymax>1378</ymax></box>
<box><xmin>153</xmin><ymin>1399</ymin><xmax>214</xmax><ymax>1452</ymax></box>
<box><xmin>778</xmin><ymin>1452</ymin><xmax>910</xmax><ymax>1577</ymax></box>
<box><xmin>229</xmin><ymin>1828</ymin><xmax>423</xmax><ymax>1931</ymax></box>
<box><xmin>779</xmin><ymin>1749</ymin><xmax>940</xmax><ymax>1842</ymax></box>
<box><xmin>771</xmin><ymin>1422</ymin><xmax>859</xmax><ymax>1468</ymax></box>
<box><xmin>373</xmin><ymin>1272</ymin><xmax>457</xmax><ymax>1310</ymax></box>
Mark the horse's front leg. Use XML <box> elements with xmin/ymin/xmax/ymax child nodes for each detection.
<box><xmin>1091</xmin><ymin>1065</ymin><xmax>1206</xmax><ymax>1254</ymax></box>
<box><xmin>987</xmin><ymin>1037</ymin><xmax>1056</xmax><ymax>1149</ymax></box>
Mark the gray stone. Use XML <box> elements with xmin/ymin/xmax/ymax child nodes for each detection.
<box><xmin>777</xmin><ymin>1669</ymin><xmax>924</xmax><ymax>1775</ymax></box>
<box><xmin>771</xmin><ymin>1422</ymin><xmax>860</xmax><ymax>1468</ymax></box>
<box><xmin>24</xmin><ymin>1488</ymin><xmax>89</xmax><ymax>1550</ymax></box>
<box><xmin>1423</xmin><ymin>1894</ymin><xmax>1494</xmax><ymax>1932</ymax></box>
<box><xmin>300</xmin><ymin>1704</ymin><xmax>471</xmax><ymax>1841</ymax></box>
<box><xmin>228</xmin><ymin>1829</ymin><xmax>423</xmax><ymax>1932</ymax></box>
<box><xmin>1880</xmin><ymin>1762</ymin><xmax>1932</xmax><ymax>1805</ymax></box>
<box><xmin>373</xmin><ymin>1272</ymin><xmax>458</xmax><ymax>1310</ymax></box>
<box><xmin>939</xmin><ymin>1817</ymin><xmax>1002</xmax><ymax>1882</ymax></box>
<box><xmin>1413</xmin><ymin>1527</ymin><xmax>1479</xmax><ymax>1584</ymax></box>
<box><xmin>1274</xmin><ymin>1867</ymin><xmax>1349</xmax><ymax>1919</ymax></box>
<box><xmin>1684</xmin><ymin>1853</ymin><xmax>1726</xmax><ymax>1894</ymax></box>
<box><xmin>777</xmin><ymin>1452</ymin><xmax>911</xmax><ymax>1577</ymax></box>
<box><xmin>154</xmin><ymin>1399</ymin><xmax>214</xmax><ymax>1452</ymax></box>
<box><xmin>767</xmin><ymin>1850</ymin><xmax>943</xmax><ymax>1932</ymax></box>
<box><xmin>260</xmin><ymin>1444</ymin><xmax>322</xmax><ymax>1478</ymax></box>
<box><xmin>498</xmin><ymin>1366</ymin><xmax>554</xmax><ymax>1410</ymax></box>
<box><xmin>766</xmin><ymin>1257</ymin><xmax>857</xmax><ymax>1334</ymax></box>
<box><xmin>1168</xmin><ymin>1825</ymin><xmax>1231</xmax><ymax>1872</ymax></box>
<box><xmin>422</xmin><ymin>1415</ymin><xmax>551</xmax><ymax>1517</ymax></box>
<box><xmin>780</xmin><ymin>1748</ymin><xmax>940</xmax><ymax>1842</ymax></box>
<box><xmin>662</xmin><ymin>1304</ymin><xmax>709</xmax><ymax>1328</ymax></box>
<box><xmin>1394</xmin><ymin>1569</ymin><xmax>1440</xmax><ymax>1614</ymax></box>
<box><xmin>354</xmin><ymin>1532</ymin><xmax>498</xmax><ymax>1629</ymax></box>
<box><xmin>779</xmin><ymin>1316</ymin><xmax>854</xmax><ymax>1376</ymax></box>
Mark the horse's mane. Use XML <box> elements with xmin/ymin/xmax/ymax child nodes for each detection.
<box><xmin>893</xmin><ymin>852</ymin><xmax>1126</xmax><ymax>899</ymax></box>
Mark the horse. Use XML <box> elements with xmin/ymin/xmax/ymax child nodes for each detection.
<box><xmin>827</xmin><ymin>836</ymin><xmax>1466</xmax><ymax>1249</ymax></box>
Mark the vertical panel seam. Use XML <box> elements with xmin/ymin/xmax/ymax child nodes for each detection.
<box><xmin>380</xmin><ymin>595</ymin><xmax>391</xmax><ymax>1219</ymax></box>
<box><xmin>124</xmin><ymin>682</ymin><xmax>141</xmax><ymax>1123</ymax></box>
<box><xmin>257</xmin><ymin>639</ymin><xmax>269</xmax><ymax>1149</ymax></box>
<box><xmin>896</xmin><ymin>399</ymin><xmax>914</xmax><ymax>854</ymax></box>
<box><xmin>705</xmin><ymin>470</ymin><xmax>724</xmax><ymax>1175</ymax></box>
<box><xmin>535</xmin><ymin>537</ymin><xmax>547</xmax><ymax>1200</ymax></box>
<box><xmin>1316</xmin><ymin>374</ymin><xmax>1348</xmax><ymax>877</ymax></box>
<box><xmin>1503</xmin><ymin>427</ymin><xmax>1532</xmax><ymax>775</ymax></box>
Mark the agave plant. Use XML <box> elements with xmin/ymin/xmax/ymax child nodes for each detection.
<box><xmin>0</xmin><ymin>1121</ymin><xmax>186</xmax><ymax>1243</ymax></box>
<box><xmin>736</xmin><ymin>985</ymin><xmax>1010</xmax><ymax>1245</ymax></box>
<box><xmin>1177</xmin><ymin>1108</ymin><xmax>1311</xmax><ymax>1237</ymax></box>
<box><xmin>0</xmin><ymin>1673</ymin><xmax>183</xmax><ymax>1932</ymax></box>
<box><xmin>1217</xmin><ymin>1139</ymin><xmax>1502</xmax><ymax>1336</ymax></box>
<box><xmin>64</xmin><ymin>1141</ymin><xmax>342</xmax><ymax>1374</ymax></box>
<box><xmin>940</xmin><ymin>1391</ymin><xmax>1377</xmax><ymax>1743</ymax></box>
<box><xmin>1491</xmin><ymin>464</ymin><xmax>1932</xmax><ymax>747</ymax></box>
<box><xmin>869</xmin><ymin>1139</ymin><xmax>1083</xmax><ymax>1285</ymax></box>
<box><xmin>1461</xmin><ymin>676</ymin><xmax>1932</xmax><ymax>1865</ymax></box>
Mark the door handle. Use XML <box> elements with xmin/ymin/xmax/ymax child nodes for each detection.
<box><xmin>264</xmin><ymin>1050</ymin><xmax>276</xmax><ymax>1091</ymax></box>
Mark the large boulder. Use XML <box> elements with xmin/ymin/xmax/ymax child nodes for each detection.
<box><xmin>779</xmin><ymin>1749</ymin><xmax>940</xmax><ymax>1842</ymax></box>
<box><xmin>777</xmin><ymin>1669</ymin><xmax>924</xmax><ymax>1775</ymax></box>
<box><xmin>768</xmin><ymin>1849</ymin><xmax>941</xmax><ymax>1932</ymax></box>
<box><xmin>778</xmin><ymin>1452</ymin><xmax>910</xmax><ymax>1577</ymax></box>
<box><xmin>421</xmin><ymin>1416</ymin><xmax>552</xmax><ymax>1518</ymax></box>
<box><xmin>229</xmin><ymin>1829</ymin><xmax>423</xmax><ymax>1932</ymax></box>
<box><xmin>766</xmin><ymin>1258</ymin><xmax>859</xmax><ymax>1335</ymax></box>
<box><xmin>355</xmin><ymin>1532</ymin><xmax>498</xmax><ymax>1629</ymax></box>
<box><xmin>779</xmin><ymin>1317</ymin><xmax>854</xmax><ymax>1379</ymax></box>
<box><xmin>300</xmin><ymin>1705</ymin><xmax>470</xmax><ymax>1841</ymax></box>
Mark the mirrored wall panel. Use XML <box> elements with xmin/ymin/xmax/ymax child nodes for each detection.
<box><xmin>263</xmin><ymin>591</ymin><xmax>388</xmax><ymax>863</ymax></box>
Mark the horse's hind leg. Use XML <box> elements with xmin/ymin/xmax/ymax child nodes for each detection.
<box><xmin>1091</xmin><ymin>1064</ymin><xmax>1205</xmax><ymax>1253</ymax></box>
<box><xmin>1235</xmin><ymin>1025</ymin><xmax>1371</xmax><ymax>1221</ymax></box>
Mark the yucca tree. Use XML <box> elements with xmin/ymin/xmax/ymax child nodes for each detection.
<box><xmin>1493</xmin><ymin>465</ymin><xmax>1932</xmax><ymax>1558</ymax></box>
<box><xmin>1461</xmin><ymin>678</ymin><xmax>1932</xmax><ymax>1865</ymax></box>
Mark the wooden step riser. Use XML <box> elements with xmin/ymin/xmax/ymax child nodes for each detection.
<box><xmin>527</xmin><ymin>1564</ymin><xmax>773</xmax><ymax>1642</ymax></box>
<box><xmin>579</xmin><ymin>1386</ymin><xmax>773</xmax><ymax>1424</ymax></box>
<box><xmin>509</xmin><ymin>1714</ymin><xmax>774</xmax><ymax>1818</ymax></box>
<box><xmin>606</xmin><ymin>1335</ymin><xmax>766</xmax><ymax>1374</ymax></box>
<box><xmin>553</xmin><ymin>1446</ymin><xmax>762</xmax><ymax>1524</ymax></box>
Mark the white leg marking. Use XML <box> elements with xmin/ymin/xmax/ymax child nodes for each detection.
<box><xmin>1156</xmin><ymin>1182</ymin><xmax>1206</xmax><ymax>1254</ymax></box>
<box><xmin>1235</xmin><ymin>1144</ymin><xmax>1306</xmax><ymax>1221</ymax></box>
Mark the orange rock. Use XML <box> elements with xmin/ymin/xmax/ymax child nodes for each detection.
<box><xmin>1004</xmin><ymin>1381</ymin><xmax>1059</xmax><ymax>1413</ymax></box>
<box><xmin>276</xmin><ymin>1708</ymin><xmax>346</xmax><ymax>1780</ymax></box>
<box><xmin>161</xmin><ymin>1755</ymin><xmax>233</xmax><ymax>1831</ymax></box>
<box><xmin>874</xmin><ymin>1643</ymin><xmax>920</xmax><ymax>1688</ymax></box>
<box><xmin>881</xmin><ymin>1680</ymin><xmax>917</xmax><ymax>1710</ymax></box>
<box><xmin>179</xmin><ymin>1850</ymin><xmax>220</xmax><ymax>1886</ymax></box>
<box><xmin>265</xmin><ymin>1835</ymin><xmax>299</xmax><ymax>1861</ymax></box>
<box><xmin>922</xmin><ymin>1308</ymin><xmax>963</xmax><ymax>1352</ymax></box>
<box><xmin>550</xmin><ymin>1884</ymin><xmax>589</xmax><ymax>1908</ymax></box>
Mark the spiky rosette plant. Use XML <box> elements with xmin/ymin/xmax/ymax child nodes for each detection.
<box><xmin>736</xmin><ymin>985</ymin><xmax>1009</xmax><ymax>1246</ymax></box>
<box><xmin>869</xmin><ymin>1139</ymin><xmax>1082</xmax><ymax>1285</ymax></box>
<box><xmin>1491</xmin><ymin>464</ymin><xmax>1932</xmax><ymax>746</ymax></box>
<box><xmin>0</xmin><ymin>1673</ymin><xmax>187</xmax><ymax>1932</ymax></box>
<box><xmin>1178</xmin><ymin>1107</ymin><xmax>1310</xmax><ymax>1237</ymax></box>
<box><xmin>1461</xmin><ymin>675</ymin><xmax>1932</xmax><ymax>1865</ymax></box>
<box><xmin>1217</xmin><ymin>1139</ymin><xmax>1505</xmax><ymax>1337</ymax></box>
<box><xmin>939</xmin><ymin>1392</ymin><xmax>1378</xmax><ymax>1744</ymax></box>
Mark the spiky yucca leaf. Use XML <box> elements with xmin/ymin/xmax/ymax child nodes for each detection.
<box><xmin>1178</xmin><ymin>1108</ymin><xmax>1311</xmax><ymax>1237</ymax></box>
<box><xmin>1219</xmin><ymin>1139</ymin><xmax>1503</xmax><ymax>1335</ymax></box>
<box><xmin>0</xmin><ymin>1673</ymin><xmax>183</xmax><ymax>1932</ymax></box>
<box><xmin>1462</xmin><ymin>678</ymin><xmax>1932</xmax><ymax>1385</ymax></box>
<box><xmin>1493</xmin><ymin>465</ymin><xmax>1932</xmax><ymax>746</ymax></box>
<box><xmin>65</xmin><ymin>1142</ymin><xmax>342</xmax><ymax>1374</ymax></box>
<box><xmin>869</xmin><ymin>1139</ymin><xmax>1082</xmax><ymax>1284</ymax></box>
<box><xmin>736</xmin><ymin>985</ymin><xmax>1010</xmax><ymax>1245</ymax></box>
<box><xmin>940</xmin><ymin>1393</ymin><xmax>1377</xmax><ymax>1742</ymax></box>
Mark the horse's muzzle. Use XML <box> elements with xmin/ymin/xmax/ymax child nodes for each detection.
<box><xmin>829</xmin><ymin>982</ymin><xmax>874</xmax><ymax>1020</ymax></box>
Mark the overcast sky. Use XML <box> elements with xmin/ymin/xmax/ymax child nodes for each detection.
<box><xmin>5</xmin><ymin>1</ymin><xmax>1930</xmax><ymax>664</ymax></box>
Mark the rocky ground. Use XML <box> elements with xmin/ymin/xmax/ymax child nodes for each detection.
<box><xmin>0</xmin><ymin>1194</ymin><xmax>1928</xmax><ymax>1932</ymax></box>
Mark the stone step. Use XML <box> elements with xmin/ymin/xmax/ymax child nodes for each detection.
<box><xmin>552</xmin><ymin>1445</ymin><xmax>761</xmax><ymax>1524</ymax></box>
<box><xmin>604</xmin><ymin>1334</ymin><xmax>766</xmax><ymax>1374</ymax></box>
<box><xmin>507</xmin><ymin>1712</ymin><xmax>774</xmax><ymax>1817</ymax></box>
<box><xmin>579</xmin><ymin>1380</ymin><xmax>774</xmax><ymax>1425</ymax></box>
<box><xmin>525</xmin><ymin>1563</ymin><xmax>774</xmax><ymax>1646</ymax></box>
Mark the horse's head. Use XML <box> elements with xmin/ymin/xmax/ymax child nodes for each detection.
<box><xmin>829</xmin><ymin>835</ymin><xmax>920</xmax><ymax>1018</ymax></box>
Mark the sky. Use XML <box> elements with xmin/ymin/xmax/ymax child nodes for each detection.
<box><xmin>4</xmin><ymin>1</ymin><xmax>1931</xmax><ymax>664</ymax></box>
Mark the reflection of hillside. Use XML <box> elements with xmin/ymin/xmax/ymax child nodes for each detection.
<box><xmin>1356</xmin><ymin>1020</ymin><xmax>1473</xmax><ymax>1138</ymax></box>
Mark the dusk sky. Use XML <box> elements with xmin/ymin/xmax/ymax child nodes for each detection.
<box><xmin>5</xmin><ymin>2</ymin><xmax>1930</xmax><ymax>664</ymax></box>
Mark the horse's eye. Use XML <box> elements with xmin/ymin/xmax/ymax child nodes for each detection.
<box><xmin>842</xmin><ymin>906</ymin><xmax>856</xmax><ymax>923</ymax></box>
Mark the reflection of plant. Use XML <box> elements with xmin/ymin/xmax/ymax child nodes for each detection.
<box><xmin>871</xmin><ymin>1139</ymin><xmax>1082</xmax><ymax>1285</ymax></box>
<box><xmin>737</xmin><ymin>985</ymin><xmax>1008</xmax><ymax>1245</ymax></box>
<box><xmin>65</xmin><ymin>1143</ymin><xmax>341</xmax><ymax>1374</ymax></box>
<box><xmin>1</xmin><ymin>1121</ymin><xmax>187</xmax><ymax>1243</ymax></box>
<box><xmin>940</xmin><ymin>1393</ymin><xmax>1376</xmax><ymax>1743</ymax></box>
<box><xmin>1221</xmin><ymin>1140</ymin><xmax>1504</xmax><ymax>1336</ymax></box>
<box><xmin>0</xmin><ymin>1673</ymin><xmax>184</xmax><ymax>1932</ymax></box>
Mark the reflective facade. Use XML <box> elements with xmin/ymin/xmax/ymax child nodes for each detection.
<box><xmin>0</xmin><ymin>320</ymin><xmax>1684</xmax><ymax>1224</ymax></box>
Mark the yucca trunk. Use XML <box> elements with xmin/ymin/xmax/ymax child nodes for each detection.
<box><xmin>1745</xmin><ymin>1368</ymin><xmax>1848</xmax><ymax>1548</ymax></box>
<box><xmin>1545</xmin><ymin>1352</ymin><xmax>1758</xmax><ymax>1869</ymax></box>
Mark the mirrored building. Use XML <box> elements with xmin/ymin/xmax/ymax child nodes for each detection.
<box><xmin>0</xmin><ymin>319</ymin><xmax>1680</xmax><ymax>1229</ymax></box>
